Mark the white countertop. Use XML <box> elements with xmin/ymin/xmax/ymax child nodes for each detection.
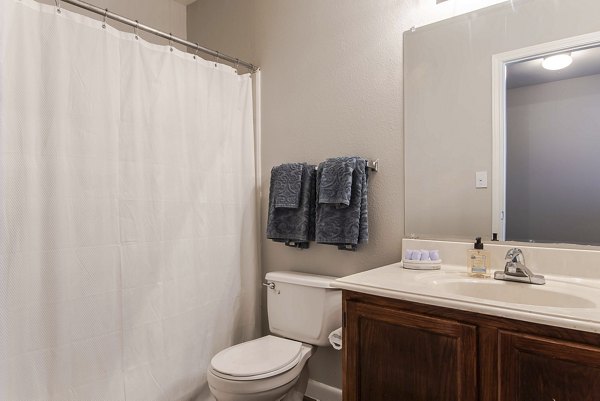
<box><xmin>334</xmin><ymin>262</ymin><xmax>600</xmax><ymax>334</ymax></box>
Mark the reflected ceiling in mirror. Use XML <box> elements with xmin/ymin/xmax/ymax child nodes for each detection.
<box><xmin>507</xmin><ymin>46</ymin><xmax>600</xmax><ymax>89</ymax></box>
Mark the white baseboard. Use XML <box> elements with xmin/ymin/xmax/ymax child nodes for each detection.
<box><xmin>305</xmin><ymin>379</ymin><xmax>342</xmax><ymax>401</ymax></box>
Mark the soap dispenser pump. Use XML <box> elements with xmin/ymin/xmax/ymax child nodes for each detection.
<box><xmin>467</xmin><ymin>237</ymin><xmax>491</xmax><ymax>278</ymax></box>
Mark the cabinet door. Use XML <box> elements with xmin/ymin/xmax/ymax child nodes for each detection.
<box><xmin>499</xmin><ymin>331</ymin><xmax>600</xmax><ymax>401</ymax></box>
<box><xmin>344</xmin><ymin>300</ymin><xmax>477</xmax><ymax>401</ymax></box>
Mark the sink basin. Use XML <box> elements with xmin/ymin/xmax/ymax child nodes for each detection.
<box><xmin>420</xmin><ymin>273</ymin><xmax>597</xmax><ymax>308</ymax></box>
<box><xmin>434</xmin><ymin>280</ymin><xmax>596</xmax><ymax>309</ymax></box>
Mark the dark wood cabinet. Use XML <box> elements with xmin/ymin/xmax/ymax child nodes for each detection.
<box><xmin>498</xmin><ymin>331</ymin><xmax>600</xmax><ymax>401</ymax></box>
<box><xmin>343</xmin><ymin>291</ymin><xmax>600</xmax><ymax>401</ymax></box>
<box><xmin>345</xmin><ymin>301</ymin><xmax>477</xmax><ymax>401</ymax></box>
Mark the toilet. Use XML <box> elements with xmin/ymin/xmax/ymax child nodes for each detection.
<box><xmin>207</xmin><ymin>271</ymin><xmax>342</xmax><ymax>401</ymax></box>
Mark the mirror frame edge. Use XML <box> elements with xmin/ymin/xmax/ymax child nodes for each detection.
<box><xmin>491</xmin><ymin>30</ymin><xmax>600</xmax><ymax>241</ymax></box>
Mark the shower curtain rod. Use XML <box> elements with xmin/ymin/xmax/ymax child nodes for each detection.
<box><xmin>57</xmin><ymin>0</ymin><xmax>259</xmax><ymax>72</ymax></box>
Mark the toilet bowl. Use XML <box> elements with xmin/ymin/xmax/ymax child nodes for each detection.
<box><xmin>207</xmin><ymin>336</ymin><xmax>314</xmax><ymax>401</ymax></box>
<box><xmin>207</xmin><ymin>271</ymin><xmax>342</xmax><ymax>401</ymax></box>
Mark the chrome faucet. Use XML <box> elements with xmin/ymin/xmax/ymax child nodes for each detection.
<box><xmin>494</xmin><ymin>248</ymin><xmax>545</xmax><ymax>285</ymax></box>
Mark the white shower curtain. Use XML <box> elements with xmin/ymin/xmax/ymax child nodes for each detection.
<box><xmin>0</xmin><ymin>1</ymin><xmax>259</xmax><ymax>400</ymax></box>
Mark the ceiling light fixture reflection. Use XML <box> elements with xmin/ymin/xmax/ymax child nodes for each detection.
<box><xmin>542</xmin><ymin>54</ymin><xmax>573</xmax><ymax>70</ymax></box>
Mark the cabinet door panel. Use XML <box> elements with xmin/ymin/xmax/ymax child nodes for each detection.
<box><xmin>499</xmin><ymin>331</ymin><xmax>600</xmax><ymax>401</ymax></box>
<box><xmin>344</xmin><ymin>301</ymin><xmax>477</xmax><ymax>401</ymax></box>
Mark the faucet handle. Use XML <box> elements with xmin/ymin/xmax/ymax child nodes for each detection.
<box><xmin>496</xmin><ymin>248</ymin><xmax>545</xmax><ymax>285</ymax></box>
<box><xmin>505</xmin><ymin>248</ymin><xmax>525</xmax><ymax>264</ymax></box>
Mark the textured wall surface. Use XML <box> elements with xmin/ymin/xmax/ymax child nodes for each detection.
<box><xmin>189</xmin><ymin>2</ymin><xmax>403</xmax><ymax>387</ymax></box>
<box><xmin>187</xmin><ymin>0</ymin><xmax>511</xmax><ymax>390</ymax></box>
<box><xmin>187</xmin><ymin>0</ymin><xmax>510</xmax><ymax>389</ymax></box>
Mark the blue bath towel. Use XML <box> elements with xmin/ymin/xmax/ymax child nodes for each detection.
<box><xmin>316</xmin><ymin>157</ymin><xmax>368</xmax><ymax>251</ymax></box>
<box><xmin>267</xmin><ymin>163</ymin><xmax>316</xmax><ymax>249</ymax></box>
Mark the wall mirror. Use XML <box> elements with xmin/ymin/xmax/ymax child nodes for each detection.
<box><xmin>404</xmin><ymin>0</ymin><xmax>600</xmax><ymax>247</ymax></box>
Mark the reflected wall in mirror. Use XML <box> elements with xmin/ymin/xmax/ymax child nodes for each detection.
<box><xmin>404</xmin><ymin>0</ymin><xmax>600</xmax><ymax>246</ymax></box>
<box><xmin>493</xmin><ymin>38</ymin><xmax>600</xmax><ymax>245</ymax></box>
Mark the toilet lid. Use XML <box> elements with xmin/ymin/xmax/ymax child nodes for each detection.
<box><xmin>211</xmin><ymin>335</ymin><xmax>303</xmax><ymax>378</ymax></box>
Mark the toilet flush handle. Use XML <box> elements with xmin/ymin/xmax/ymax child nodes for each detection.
<box><xmin>262</xmin><ymin>281</ymin><xmax>275</xmax><ymax>290</ymax></box>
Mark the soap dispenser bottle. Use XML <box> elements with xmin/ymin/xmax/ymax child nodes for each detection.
<box><xmin>467</xmin><ymin>237</ymin><xmax>491</xmax><ymax>278</ymax></box>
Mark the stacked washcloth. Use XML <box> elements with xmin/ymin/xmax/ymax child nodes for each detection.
<box><xmin>318</xmin><ymin>157</ymin><xmax>356</xmax><ymax>207</ymax></box>
<box><xmin>316</xmin><ymin>157</ymin><xmax>369</xmax><ymax>250</ymax></box>
<box><xmin>266</xmin><ymin>163</ymin><xmax>316</xmax><ymax>248</ymax></box>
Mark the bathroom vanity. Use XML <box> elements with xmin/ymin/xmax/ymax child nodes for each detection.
<box><xmin>341</xmin><ymin>290</ymin><xmax>600</xmax><ymax>401</ymax></box>
<box><xmin>335</xmin><ymin>246</ymin><xmax>600</xmax><ymax>401</ymax></box>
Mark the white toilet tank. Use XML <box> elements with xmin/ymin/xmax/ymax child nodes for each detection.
<box><xmin>265</xmin><ymin>271</ymin><xmax>342</xmax><ymax>346</ymax></box>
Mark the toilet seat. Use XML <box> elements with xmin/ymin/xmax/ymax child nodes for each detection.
<box><xmin>207</xmin><ymin>342</ymin><xmax>315</xmax><ymax>400</ymax></box>
<box><xmin>210</xmin><ymin>335</ymin><xmax>303</xmax><ymax>381</ymax></box>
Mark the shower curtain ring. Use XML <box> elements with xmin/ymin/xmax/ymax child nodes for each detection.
<box><xmin>102</xmin><ymin>8</ymin><xmax>108</xmax><ymax>29</ymax></box>
<box><xmin>193</xmin><ymin>43</ymin><xmax>199</xmax><ymax>60</ymax></box>
<box><xmin>214</xmin><ymin>51</ymin><xmax>220</xmax><ymax>67</ymax></box>
<box><xmin>55</xmin><ymin>0</ymin><xmax>61</xmax><ymax>14</ymax></box>
<box><xmin>134</xmin><ymin>20</ymin><xmax>139</xmax><ymax>40</ymax></box>
<box><xmin>169</xmin><ymin>33</ymin><xmax>174</xmax><ymax>52</ymax></box>
<box><xmin>235</xmin><ymin>58</ymin><xmax>240</xmax><ymax>73</ymax></box>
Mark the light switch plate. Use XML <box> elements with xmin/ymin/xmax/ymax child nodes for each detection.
<box><xmin>476</xmin><ymin>171</ymin><xmax>488</xmax><ymax>188</ymax></box>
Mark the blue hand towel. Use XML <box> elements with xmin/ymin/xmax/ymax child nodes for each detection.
<box><xmin>267</xmin><ymin>163</ymin><xmax>316</xmax><ymax>248</ymax></box>
<box><xmin>271</xmin><ymin>163</ymin><xmax>304</xmax><ymax>208</ymax></box>
<box><xmin>316</xmin><ymin>157</ymin><xmax>369</xmax><ymax>251</ymax></box>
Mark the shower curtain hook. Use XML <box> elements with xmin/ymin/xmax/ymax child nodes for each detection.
<box><xmin>169</xmin><ymin>33</ymin><xmax>174</xmax><ymax>52</ymax></box>
<box><xmin>235</xmin><ymin>58</ymin><xmax>240</xmax><ymax>73</ymax></box>
<box><xmin>55</xmin><ymin>0</ymin><xmax>61</xmax><ymax>14</ymax></box>
<box><xmin>102</xmin><ymin>8</ymin><xmax>108</xmax><ymax>29</ymax></box>
<box><xmin>134</xmin><ymin>20</ymin><xmax>139</xmax><ymax>40</ymax></box>
<box><xmin>214</xmin><ymin>51</ymin><xmax>220</xmax><ymax>68</ymax></box>
<box><xmin>193</xmin><ymin>43</ymin><xmax>199</xmax><ymax>60</ymax></box>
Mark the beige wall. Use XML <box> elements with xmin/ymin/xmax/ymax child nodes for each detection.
<box><xmin>37</xmin><ymin>0</ymin><xmax>186</xmax><ymax>45</ymax></box>
<box><xmin>186</xmin><ymin>0</ymin><xmax>512</xmax><ymax>390</ymax></box>
<box><xmin>188</xmin><ymin>0</ymin><xmax>405</xmax><ymax>388</ymax></box>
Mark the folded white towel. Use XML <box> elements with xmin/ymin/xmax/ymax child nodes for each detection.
<box><xmin>410</xmin><ymin>250</ymin><xmax>422</xmax><ymax>260</ymax></box>
<box><xmin>328</xmin><ymin>327</ymin><xmax>343</xmax><ymax>350</ymax></box>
